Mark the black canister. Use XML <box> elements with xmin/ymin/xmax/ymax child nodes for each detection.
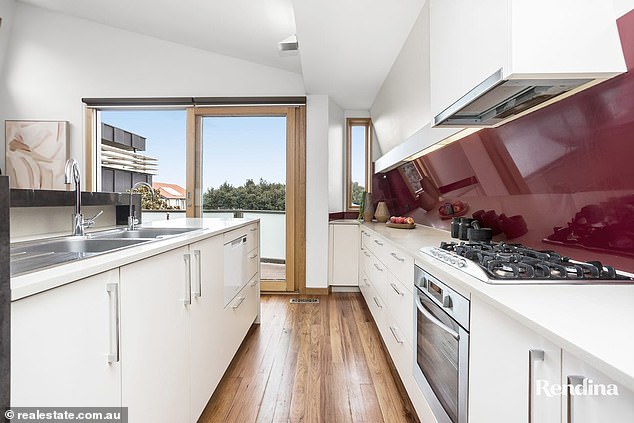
<box><xmin>450</xmin><ymin>217</ymin><xmax>461</xmax><ymax>238</ymax></box>
<box><xmin>458</xmin><ymin>217</ymin><xmax>475</xmax><ymax>241</ymax></box>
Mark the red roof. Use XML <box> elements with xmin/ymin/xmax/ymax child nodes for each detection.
<box><xmin>153</xmin><ymin>182</ymin><xmax>186</xmax><ymax>199</ymax></box>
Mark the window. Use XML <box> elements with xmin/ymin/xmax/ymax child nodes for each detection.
<box><xmin>346</xmin><ymin>118</ymin><xmax>372</xmax><ymax>211</ymax></box>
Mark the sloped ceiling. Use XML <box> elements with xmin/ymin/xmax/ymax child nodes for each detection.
<box><xmin>18</xmin><ymin>0</ymin><xmax>426</xmax><ymax>109</ymax></box>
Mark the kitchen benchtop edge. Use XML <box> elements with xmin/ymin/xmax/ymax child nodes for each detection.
<box><xmin>361</xmin><ymin>222</ymin><xmax>634</xmax><ymax>393</ymax></box>
<box><xmin>10</xmin><ymin>218</ymin><xmax>259</xmax><ymax>301</ymax></box>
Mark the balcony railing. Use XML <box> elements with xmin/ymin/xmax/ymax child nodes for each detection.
<box><xmin>141</xmin><ymin>209</ymin><xmax>286</xmax><ymax>261</ymax></box>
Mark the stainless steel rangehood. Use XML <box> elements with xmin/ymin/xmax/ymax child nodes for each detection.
<box><xmin>430</xmin><ymin>0</ymin><xmax>627</xmax><ymax>128</ymax></box>
<box><xmin>433</xmin><ymin>70</ymin><xmax>593</xmax><ymax>127</ymax></box>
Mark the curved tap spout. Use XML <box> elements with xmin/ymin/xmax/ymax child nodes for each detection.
<box><xmin>129</xmin><ymin>182</ymin><xmax>155</xmax><ymax>230</ymax></box>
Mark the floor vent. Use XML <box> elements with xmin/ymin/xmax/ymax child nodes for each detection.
<box><xmin>290</xmin><ymin>298</ymin><xmax>320</xmax><ymax>304</ymax></box>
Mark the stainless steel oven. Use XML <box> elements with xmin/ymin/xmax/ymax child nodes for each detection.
<box><xmin>414</xmin><ymin>265</ymin><xmax>470</xmax><ymax>423</ymax></box>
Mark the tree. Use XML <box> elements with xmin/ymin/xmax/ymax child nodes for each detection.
<box><xmin>351</xmin><ymin>181</ymin><xmax>365</xmax><ymax>206</ymax></box>
<box><xmin>128</xmin><ymin>185</ymin><xmax>177</xmax><ymax>210</ymax></box>
<box><xmin>203</xmin><ymin>179</ymin><xmax>286</xmax><ymax>211</ymax></box>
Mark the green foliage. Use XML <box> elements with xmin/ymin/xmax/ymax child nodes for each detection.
<box><xmin>351</xmin><ymin>181</ymin><xmax>365</xmax><ymax>206</ymax></box>
<box><xmin>203</xmin><ymin>179</ymin><xmax>286</xmax><ymax>211</ymax></box>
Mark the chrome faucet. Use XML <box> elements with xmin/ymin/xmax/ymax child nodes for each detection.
<box><xmin>64</xmin><ymin>158</ymin><xmax>102</xmax><ymax>236</ymax></box>
<box><xmin>128</xmin><ymin>181</ymin><xmax>155</xmax><ymax>230</ymax></box>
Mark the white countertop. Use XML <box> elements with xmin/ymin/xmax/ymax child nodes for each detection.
<box><xmin>361</xmin><ymin>222</ymin><xmax>634</xmax><ymax>392</ymax></box>
<box><xmin>11</xmin><ymin>218</ymin><xmax>258</xmax><ymax>301</ymax></box>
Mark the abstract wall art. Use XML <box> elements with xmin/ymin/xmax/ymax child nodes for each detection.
<box><xmin>5</xmin><ymin>120</ymin><xmax>70</xmax><ymax>190</ymax></box>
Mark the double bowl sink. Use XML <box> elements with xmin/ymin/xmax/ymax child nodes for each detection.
<box><xmin>10</xmin><ymin>227</ymin><xmax>202</xmax><ymax>276</ymax></box>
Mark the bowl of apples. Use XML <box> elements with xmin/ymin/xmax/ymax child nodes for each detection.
<box><xmin>386</xmin><ymin>216</ymin><xmax>416</xmax><ymax>229</ymax></box>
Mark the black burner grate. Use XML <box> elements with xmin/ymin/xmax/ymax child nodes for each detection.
<box><xmin>439</xmin><ymin>241</ymin><xmax>629</xmax><ymax>281</ymax></box>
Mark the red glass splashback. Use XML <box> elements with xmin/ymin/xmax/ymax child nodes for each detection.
<box><xmin>384</xmin><ymin>10</ymin><xmax>634</xmax><ymax>273</ymax></box>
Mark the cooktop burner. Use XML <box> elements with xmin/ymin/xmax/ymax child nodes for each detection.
<box><xmin>420</xmin><ymin>241</ymin><xmax>634</xmax><ymax>284</ymax></box>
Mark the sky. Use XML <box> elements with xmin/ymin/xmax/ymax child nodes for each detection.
<box><xmin>101</xmin><ymin>110</ymin><xmax>286</xmax><ymax>190</ymax></box>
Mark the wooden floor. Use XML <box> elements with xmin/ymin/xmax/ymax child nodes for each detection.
<box><xmin>199</xmin><ymin>293</ymin><xmax>419</xmax><ymax>423</ymax></box>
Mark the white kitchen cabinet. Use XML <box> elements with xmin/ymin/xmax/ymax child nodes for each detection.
<box><xmin>562</xmin><ymin>351</ymin><xmax>634</xmax><ymax>423</ymax></box>
<box><xmin>221</xmin><ymin>274</ymin><xmax>260</xmax><ymax>361</ymax></box>
<box><xmin>429</xmin><ymin>0</ymin><xmax>625</xmax><ymax>125</ymax></box>
<box><xmin>11</xmin><ymin>269</ymin><xmax>121</xmax><ymax>407</ymax></box>
<box><xmin>120</xmin><ymin>246</ymin><xmax>190</xmax><ymax>423</ymax></box>
<box><xmin>469</xmin><ymin>296</ymin><xmax>561</xmax><ymax>423</ymax></box>
<box><xmin>189</xmin><ymin>235</ymin><xmax>224</xmax><ymax>421</ymax></box>
<box><xmin>328</xmin><ymin>222</ymin><xmax>359</xmax><ymax>286</ymax></box>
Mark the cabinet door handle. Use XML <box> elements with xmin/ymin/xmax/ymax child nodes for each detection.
<box><xmin>390</xmin><ymin>252</ymin><xmax>405</xmax><ymax>262</ymax></box>
<box><xmin>183</xmin><ymin>253</ymin><xmax>192</xmax><ymax>305</ymax></box>
<box><xmin>389</xmin><ymin>325</ymin><xmax>404</xmax><ymax>344</ymax></box>
<box><xmin>363</xmin><ymin>278</ymin><xmax>370</xmax><ymax>287</ymax></box>
<box><xmin>390</xmin><ymin>282</ymin><xmax>404</xmax><ymax>296</ymax></box>
<box><xmin>363</xmin><ymin>251</ymin><xmax>371</xmax><ymax>258</ymax></box>
<box><xmin>232</xmin><ymin>296</ymin><xmax>246</xmax><ymax>309</ymax></box>
<box><xmin>250</xmin><ymin>279</ymin><xmax>258</xmax><ymax>287</ymax></box>
<box><xmin>373</xmin><ymin>296</ymin><xmax>383</xmax><ymax>309</ymax></box>
<box><xmin>249</xmin><ymin>227</ymin><xmax>257</xmax><ymax>232</ymax></box>
<box><xmin>192</xmin><ymin>250</ymin><xmax>202</xmax><ymax>298</ymax></box>
<box><xmin>362</xmin><ymin>231</ymin><xmax>370</xmax><ymax>237</ymax></box>
<box><xmin>566</xmin><ymin>375</ymin><xmax>585</xmax><ymax>423</ymax></box>
<box><xmin>106</xmin><ymin>283</ymin><xmax>120</xmax><ymax>364</ymax></box>
<box><xmin>374</xmin><ymin>239</ymin><xmax>384</xmax><ymax>246</ymax></box>
<box><xmin>373</xmin><ymin>263</ymin><xmax>383</xmax><ymax>272</ymax></box>
<box><xmin>249</xmin><ymin>253</ymin><xmax>258</xmax><ymax>259</ymax></box>
<box><xmin>528</xmin><ymin>349</ymin><xmax>545</xmax><ymax>423</ymax></box>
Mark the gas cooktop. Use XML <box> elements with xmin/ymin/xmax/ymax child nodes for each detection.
<box><xmin>420</xmin><ymin>241</ymin><xmax>634</xmax><ymax>284</ymax></box>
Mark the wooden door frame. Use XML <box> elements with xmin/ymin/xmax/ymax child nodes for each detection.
<box><xmin>187</xmin><ymin>106</ymin><xmax>306</xmax><ymax>293</ymax></box>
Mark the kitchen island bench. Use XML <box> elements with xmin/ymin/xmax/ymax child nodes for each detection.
<box><xmin>11</xmin><ymin>218</ymin><xmax>260</xmax><ymax>423</ymax></box>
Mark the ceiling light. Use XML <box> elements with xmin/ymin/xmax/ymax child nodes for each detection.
<box><xmin>278</xmin><ymin>34</ymin><xmax>299</xmax><ymax>56</ymax></box>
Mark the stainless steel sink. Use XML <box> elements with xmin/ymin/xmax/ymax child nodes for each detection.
<box><xmin>17</xmin><ymin>238</ymin><xmax>151</xmax><ymax>254</ymax></box>
<box><xmin>10</xmin><ymin>237</ymin><xmax>152</xmax><ymax>276</ymax></box>
<box><xmin>91</xmin><ymin>227</ymin><xmax>202</xmax><ymax>239</ymax></box>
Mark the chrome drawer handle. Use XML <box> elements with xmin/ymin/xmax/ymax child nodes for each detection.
<box><xmin>390</xmin><ymin>252</ymin><xmax>405</xmax><ymax>262</ymax></box>
<box><xmin>374</xmin><ymin>239</ymin><xmax>384</xmax><ymax>246</ymax></box>
<box><xmin>250</xmin><ymin>279</ymin><xmax>258</xmax><ymax>287</ymax></box>
<box><xmin>106</xmin><ymin>283</ymin><xmax>120</xmax><ymax>364</ymax></box>
<box><xmin>231</xmin><ymin>296</ymin><xmax>246</xmax><ymax>309</ymax></box>
<box><xmin>373</xmin><ymin>264</ymin><xmax>383</xmax><ymax>272</ymax></box>
<box><xmin>362</xmin><ymin>231</ymin><xmax>370</xmax><ymax>237</ymax></box>
<box><xmin>363</xmin><ymin>278</ymin><xmax>370</xmax><ymax>287</ymax></box>
<box><xmin>389</xmin><ymin>326</ymin><xmax>404</xmax><ymax>344</ymax></box>
<box><xmin>567</xmin><ymin>375</ymin><xmax>585</xmax><ymax>423</ymax></box>
<box><xmin>249</xmin><ymin>227</ymin><xmax>257</xmax><ymax>232</ymax></box>
<box><xmin>249</xmin><ymin>253</ymin><xmax>258</xmax><ymax>259</ymax></box>
<box><xmin>193</xmin><ymin>249</ymin><xmax>202</xmax><ymax>298</ymax></box>
<box><xmin>390</xmin><ymin>282</ymin><xmax>404</xmax><ymax>296</ymax></box>
<box><xmin>529</xmin><ymin>349</ymin><xmax>545</xmax><ymax>423</ymax></box>
<box><xmin>363</xmin><ymin>251</ymin><xmax>371</xmax><ymax>257</ymax></box>
<box><xmin>183</xmin><ymin>253</ymin><xmax>192</xmax><ymax>305</ymax></box>
<box><xmin>373</xmin><ymin>296</ymin><xmax>383</xmax><ymax>309</ymax></box>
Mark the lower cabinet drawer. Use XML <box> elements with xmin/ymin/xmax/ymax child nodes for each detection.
<box><xmin>223</xmin><ymin>276</ymin><xmax>259</xmax><ymax>353</ymax></box>
<box><xmin>247</xmin><ymin>248</ymin><xmax>259</xmax><ymax>280</ymax></box>
<box><xmin>379</xmin><ymin>273</ymin><xmax>414</xmax><ymax>345</ymax></box>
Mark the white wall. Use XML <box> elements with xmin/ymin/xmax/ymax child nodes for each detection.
<box><xmin>0</xmin><ymin>0</ymin><xmax>15</xmax><ymax>85</ymax></box>
<box><xmin>614</xmin><ymin>0</ymin><xmax>634</xmax><ymax>17</ymax></box>
<box><xmin>305</xmin><ymin>95</ymin><xmax>330</xmax><ymax>288</ymax></box>
<box><xmin>370</xmin><ymin>2</ymin><xmax>430</xmax><ymax>155</ymax></box>
<box><xmin>0</xmin><ymin>3</ymin><xmax>305</xmax><ymax>181</ymax></box>
<box><xmin>327</xmin><ymin>98</ymin><xmax>344</xmax><ymax>213</ymax></box>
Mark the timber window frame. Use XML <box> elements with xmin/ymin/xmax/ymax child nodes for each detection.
<box><xmin>345</xmin><ymin>118</ymin><xmax>372</xmax><ymax>212</ymax></box>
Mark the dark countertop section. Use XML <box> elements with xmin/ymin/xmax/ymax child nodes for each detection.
<box><xmin>11</xmin><ymin>189</ymin><xmax>142</xmax><ymax>225</ymax></box>
<box><xmin>1</xmin><ymin>177</ymin><xmax>10</xmax><ymax>409</ymax></box>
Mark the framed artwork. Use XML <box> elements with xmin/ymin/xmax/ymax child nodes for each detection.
<box><xmin>5</xmin><ymin>120</ymin><xmax>70</xmax><ymax>190</ymax></box>
<box><xmin>397</xmin><ymin>161</ymin><xmax>423</xmax><ymax>196</ymax></box>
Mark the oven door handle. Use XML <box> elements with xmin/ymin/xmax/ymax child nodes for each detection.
<box><xmin>416</xmin><ymin>294</ymin><xmax>460</xmax><ymax>340</ymax></box>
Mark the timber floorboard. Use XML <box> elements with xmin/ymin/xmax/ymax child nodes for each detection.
<box><xmin>198</xmin><ymin>293</ymin><xmax>419</xmax><ymax>423</ymax></box>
